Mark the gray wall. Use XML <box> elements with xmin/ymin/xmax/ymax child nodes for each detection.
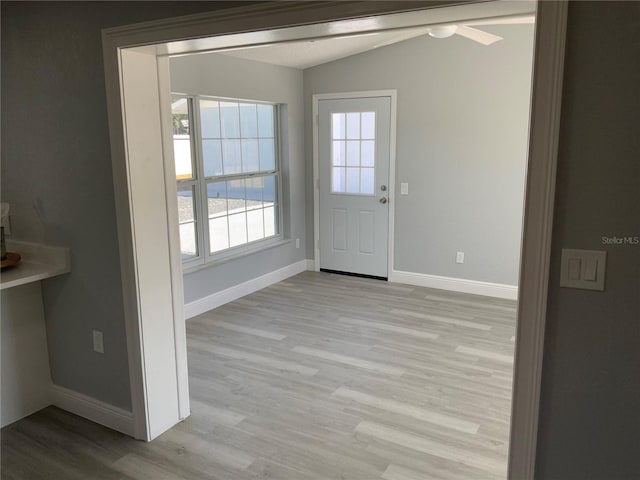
<box><xmin>170</xmin><ymin>54</ymin><xmax>306</xmax><ymax>304</ymax></box>
<box><xmin>3</xmin><ymin>4</ymin><xmax>640</xmax><ymax>476</ymax></box>
<box><xmin>304</xmin><ymin>25</ymin><xmax>534</xmax><ymax>286</ymax></box>
<box><xmin>0</xmin><ymin>1</ymin><xmax>253</xmax><ymax>411</ymax></box>
<box><xmin>535</xmin><ymin>2</ymin><xmax>640</xmax><ymax>479</ymax></box>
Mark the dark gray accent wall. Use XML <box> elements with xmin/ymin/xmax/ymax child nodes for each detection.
<box><xmin>535</xmin><ymin>2</ymin><xmax>640</xmax><ymax>479</ymax></box>
<box><xmin>1</xmin><ymin>1</ymin><xmax>253</xmax><ymax>411</ymax></box>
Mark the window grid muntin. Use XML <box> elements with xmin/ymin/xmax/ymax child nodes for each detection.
<box><xmin>173</xmin><ymin>96</ymin><xmax>204</xmax><ymax>265</ymax></box>
<box><xmin>204</xmin><ymin>172</ymin><xmax>280</xmax><ymax>254</ymax></box>
<box><xmin>189</xmin><ymin>95</ymin><xmax>282</xmax><ymax>263</ymax></box>
<box><xmin>331</xmin><ymin>111</ymin><xmax>376</xmax><ymax>195</ymax></box>
<box><xmin>172</xmin><ymin>95</ymin><xmax>197</xmax><ymax>181</ymax></box>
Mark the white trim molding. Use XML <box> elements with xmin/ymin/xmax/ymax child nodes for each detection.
<box><xmin>508</xmin><ymin>2</ymin><xmax>568</xmax><ymax>479</ymax></box>
<box><xmin>51</xmin><ymin>385</ymin><xmax>134</xmax><ymax>437</ymax></box>
<box><xmin>184</xmin><ymin>259</ymin><xmax>310</xmax><ymax>319</ymax></box>
<box><xmin>390</xmin><ymin>270</ymin><xmax>518</xmax><ymax>300</ymax></box>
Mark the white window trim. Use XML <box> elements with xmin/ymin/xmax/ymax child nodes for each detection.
<box><xmin>176</xmin><ymin>94</ymin><xmax>285</xmax><ymax>270</ymax></box>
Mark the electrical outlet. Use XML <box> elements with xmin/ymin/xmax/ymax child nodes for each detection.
<box><xmin>295</xmin><ymin>238</ymin><xmax>300</xmax><ymax>249</ymax></box>
<box><xmin>93</xmin><ymin>330</ymin><xmax>104</xmax><ymax>354</ymax></box>
<box><xmin>456</xmin><ymin>251</ymin><xmax>465</xmax><ymax>264</ymax></box>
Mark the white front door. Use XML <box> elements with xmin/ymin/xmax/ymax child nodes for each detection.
<box><xmin>318</xmin><ymin>96</ymin><xmax>392</xmax><ymax>278</ymax></box>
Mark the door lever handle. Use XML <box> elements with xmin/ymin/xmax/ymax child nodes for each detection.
<box><xmin>379</xmin><ymin>197</ymin><xmax>388</xmax><ymax>204</ymax></box>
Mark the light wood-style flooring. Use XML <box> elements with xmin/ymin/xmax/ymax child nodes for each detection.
<box><xmin>1</xmin><ymin>271</ymin><xmax>517</xmax><ymax>479</ymax></box>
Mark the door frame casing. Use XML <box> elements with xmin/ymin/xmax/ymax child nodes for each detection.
<box><xmin>101</xmin><ymin>1</ymin><xmax>567</xmax><ymax>477</ymax></box>
<box><xmin>312</xmin><ymin>91</ymin><xmax>398</xmax><ymax>276</ymax></box>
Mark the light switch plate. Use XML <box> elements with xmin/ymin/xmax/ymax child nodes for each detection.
<box><xmin>400</xmin><ymin>183</ymin><xmax>409</xmax><ymax>195</ymax></box>
<box><xmin>560</xmin><ymin>249</ymin><xmax>606</xmax><ymax>291</ymax></box>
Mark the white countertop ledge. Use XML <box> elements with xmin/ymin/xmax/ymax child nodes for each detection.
<box><xmin>0</xmin><ymin>240</ymin><xmax>71</xmax><ymax>290</ymax></box>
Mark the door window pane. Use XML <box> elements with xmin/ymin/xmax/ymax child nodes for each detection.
<box><xmin>361</xmin><ymin>112</ymin><xmax>376</xmax><ymax>139</ymax></box>
<box><xmin>346</xmin><ymin>167</ymin><xmax>360</xmax><ymax>193</ymax></box>
<box><xmin>361</xmin><ymin>141</ymin><xmax>375</xmax><ymax>167</ymax></box>
<box><xmin>332</xmin><ymin>113</ymin><xmax>346</xmax><ymax>139</ymax></box>
<box><xmin>332</xmin><ymin>167</ymin><xmax>346</xmax><ymax>193</ymax></box>
<box><xmin>329</xmin><ymin>110</ymin><xmax>377</xmax><ymax>195</ymax></box>
<box><xmin>332</xmin><ymin>141</ymin><xmax>345</xmax><ymax>166</ymax></box>
<box><xmin>346</xmin><ymin>112</ymin><xmax>360</xmax><ymax>139</ymax></box>
<box><xmin>346</xmin><ymin>141</ymin><xmax>360</xmax><ymax>167</ymax></box>
<box><xmin>361</xmin><ymin>168</ymin><xmax>375</xmax><ymax>194</ymax></box>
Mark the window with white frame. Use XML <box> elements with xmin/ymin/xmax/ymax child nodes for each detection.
<box><xmin>172</xmin><ymin>96</ymin><xmax>282</xmax><ymax>266</ymax></box>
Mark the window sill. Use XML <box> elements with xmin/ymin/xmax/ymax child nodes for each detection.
<box><xmin>182</xmin><ymin>237</ymin><xmax>291</xmax><ymax>275</ymax></box>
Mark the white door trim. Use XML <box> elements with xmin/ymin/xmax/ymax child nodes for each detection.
<box><xmin>312</xmin><ymin>91</ymin><xmax>398</xmax><ymax>277</ymax></box>
<box><xmin>102</xmin><ymin>2</ymin><xmax>566</xmax><ymax>477</ymax></box>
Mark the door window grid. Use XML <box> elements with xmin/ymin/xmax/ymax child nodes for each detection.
<box><xmin>331</xmin><ymin>111</ymin><xmax>376</xmax><ymax>195</ymax></box>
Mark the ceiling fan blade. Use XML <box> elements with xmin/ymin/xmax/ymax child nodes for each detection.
<box><xmin>455</xmin><ymin>26</ymin><xmax>503</xmax><ymax>45</ymax></box>
<box><xmin>464</xmin><ymin>15</ymin><xmax>535</xmax><ymax>27</ymax></box>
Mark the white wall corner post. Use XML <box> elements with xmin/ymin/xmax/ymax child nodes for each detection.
<box><xmin>103</xmin><ymin>38</ymin><xmax>190</xmax><ymax>441</ymax></box>
<box><xmin>507</xmin><ymin>2</ymin><xmax>568</xmax><ymax>479</ymax></box>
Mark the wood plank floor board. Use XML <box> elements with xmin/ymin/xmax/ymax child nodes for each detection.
<box><xmin>333</xmin><ymin>386</ymin><xmax>481</xmax><ymax>434</ymax></box>
<box><xmin>369</xmin><ymin>440</ymin><xmax>506</xmax><ymax>480</ymax></box>
<box><xmin>355</xmin><ymin>421</ymin><xmax>507</xmax><ymax>476</ymax></box>
<box><xmin>1</xmin><ymin>271</ymin><xmax>516</xmax><ymax>479</ymax></box>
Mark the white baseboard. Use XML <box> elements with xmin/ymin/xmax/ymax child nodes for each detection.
<box><xmin>389</xmin><ymin>270</ymin><xmax>518</xmax><ymax>300</ymax></box>
<box><xmin>51</xmin><ymin>384</ymin><xmax>134</xmax><ymax>436</ymax></box>
<box><xmin>184</xmin><ymin>259</ymin><xmax>311</xmax><ymax>319</ymax></box>
<box><xmin>305</xmin><ymin>259</ymin><xmax>316</xmax><ymax>271</ymax></box>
